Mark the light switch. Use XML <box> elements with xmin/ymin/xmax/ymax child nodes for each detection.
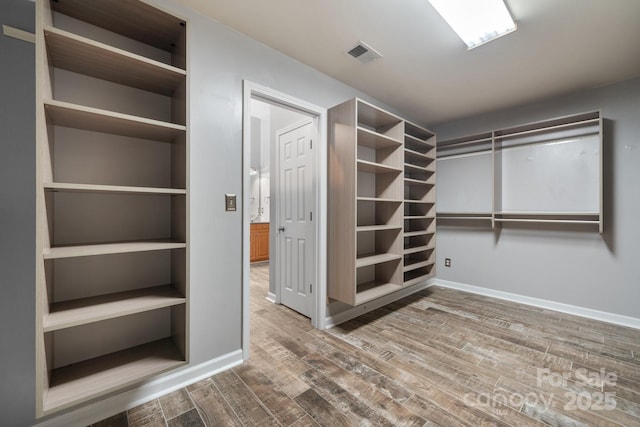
<box><xmin>225</xmin><ymin>194</ymin><xmax>237</xmax><ymax>211</ymax></box>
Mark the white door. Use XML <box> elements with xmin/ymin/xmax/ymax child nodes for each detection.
<box><xmin>276</xmin><ymin>119</ymin><xmax>315</xmax><ymax>318</ymax></box>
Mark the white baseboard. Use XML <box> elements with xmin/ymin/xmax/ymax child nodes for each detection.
<box><xmin>36</xmin><ymin>349</ymin><xmax>244</xmax><ymax>427</ymax></box>
<box><xmin>266</xmin><ymin>291</ymin><xmax>277</xmax><ymax>303</ymax></box>
<box><xmin>433</xmin><ymin>279</ymin><xmax>640</xmax><ymax>330</ymax></box>
<box><xmin>325</xmin><ymin>281</ymin><xmax>433</xmax><ymax>328</ymax></box>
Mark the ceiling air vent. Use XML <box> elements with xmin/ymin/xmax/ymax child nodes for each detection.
<box><xmin>347</xmin><ymin>41</ymin><xmax>382</xmax><ymax>64</ymax></box>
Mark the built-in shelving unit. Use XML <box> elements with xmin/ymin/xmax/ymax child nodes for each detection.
<box><xmin>328</xmin><ymin>99</ymin><xmax>436</xmax><ymax>306</ymax></box>
<box><xmin>35</xmin><ymin>0</ymin><xmax>188</xmax><ymax>417</ymax></box>
<box><xmin>436</xmin><ymin>111</ymin><xmax>603</xmax><ymax>232</ymax></box>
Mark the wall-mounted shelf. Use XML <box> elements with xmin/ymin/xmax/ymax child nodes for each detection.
<box><xmin>44</xmin><ymin>182</ymin><xmax>186</xmax><ymax>195</ymax></box>
<box><xmin>44</xmin><ymin>26</ymin><xmax>185</xmax><ymax>96</ymax></box>
<box><xmin>437</xmin><ymin>111</ymin><xmax>603</xmax><ymax>232</ymax></box>
<box><xmin>44</xmin><ymin>99</ymin><xmax>185</xmax><ymax>142</ymax></box>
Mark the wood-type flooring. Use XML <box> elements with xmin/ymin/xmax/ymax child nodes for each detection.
<box><xmin>93</xmin><ymin>263</ymin><xmax>640</xmax><ymax>426</ymax></box>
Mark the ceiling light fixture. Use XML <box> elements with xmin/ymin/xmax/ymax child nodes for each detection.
<box><xmin>428</xmin><ymin>0</ymin><xmax>516</xmax><ymax>49</ymax></box>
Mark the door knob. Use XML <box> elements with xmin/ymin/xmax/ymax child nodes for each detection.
<box><xmin>277</xmin><ymin>226</ymin><xmax>285</xmax><ymax>232</ymax></box>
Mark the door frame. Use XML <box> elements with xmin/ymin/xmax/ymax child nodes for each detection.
<box><xmin>242</xmin><ymin>81</ymin><xmax>328</xmax><ymax>360</ymax></box>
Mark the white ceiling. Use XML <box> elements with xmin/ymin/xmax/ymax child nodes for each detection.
<box><xmin>175</xmin><ymin>0</ymin><xmax>640</xmax><ymax>124</ymax></box>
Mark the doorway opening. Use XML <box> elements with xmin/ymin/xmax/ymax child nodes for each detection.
<box><xmin>242</xmin><ymin>81</ymin><xmax>327</xmax><ymax>359</ymax></box>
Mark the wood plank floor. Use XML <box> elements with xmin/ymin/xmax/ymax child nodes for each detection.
<box><xmin>94</xmin><ymin>263</ymin><xmax>640</xmax><ymax>426</ymax></box>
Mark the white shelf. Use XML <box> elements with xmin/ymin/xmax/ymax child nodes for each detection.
<box><xmin>44</xmin><ymin>182</ymin><xmax>186</xmax><ymax>195</ymax></box>
<box><xmin>44</xmin><ymin>26</ymin><xmax>185</xmax><ymax>96</ymax></box>
<box><xmin>43</xmin><ymin>338</ymin><xmax>185</xmax><ymax>414</ymax></box>
<box><xmin>355</xmin><ymin>282</ymin><xmax>402</xmax><ymax>305</ymax></box>
<box><xmin>356</xmin><ymin>253</ymin><xmax>402</xmax><ymax>268</ymax></box>
<box><xmin>356</xmin><ymin>225</ymin><xmax>403</xmax><ymax>232</ymax></box>
<box><xmin>357</xmin><ymin>159</ymin><xmax>402</xmax><ymax>174</ymax></box>
<box><xmin>44</xmin><ymin>241</ymin><xmax>186</xmax><ymax>259</ymax></box>
<box><xmin>44</xmin><ymin>285</ymin><xmax>185</xmax><ymax>332</ymax></box>
<box><xmin>44</xmin><ymin>99</ymin><xmax>185</xmax><ymax>143</ymax></box>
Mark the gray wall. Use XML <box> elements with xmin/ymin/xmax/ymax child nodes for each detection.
<box><xmin>430</xmin><ymin>77</ymin><xmax>640</xmax><ymax>318</ymax></box>
<box><xmin>0</xmin><ymin>1</ymin><xmax>36</xmax><ymax>425</ymax></box>
<box><xmin>0</xmin><ymin>0</ymin><xmax>36</xmax><ymax>426</ymax></box>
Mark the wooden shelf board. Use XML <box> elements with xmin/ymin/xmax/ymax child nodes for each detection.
<box><xmin>43</xmin><ymin>338</ymin><xmax>185</xmax><ymax>414</ymax></box>
<box><xmin>357</xmin><ymin>197</ymin><xmax>403</xmax><ymax>203</ymax></box>
<box><xmin>44</xmin><ymin>182</ymin><xmax>186</xmax><ymax>195</ymax></box>
<box><xmin>357</xmin><ymin>159</ymin><xmax>402</xmax><ymax>174</ymax></box>
<box><xmin>357</xmin><ymin>127</ymin><xmax>402</xmax><ymax>148</ymax></box>
<box><xmin>404</xmin><ymin>199</ymin><xmax>435</xmax><ymax>205</ymax></box>
<box><xmin>404</xmin><ymin>162</ymin><xmax>435</xmax><ymax>173</ymax></box>
<box><xmin>44</xmin><ymin>99</ymin><xmax>185</xmax><ymax>142</ymax></box>
<box><xmin>404</xmin><ymin>230</ymin><xmax>429</xmax><ymax>237</ymax></box>
<box><xmin>44</xmin><ymin>285</ymin><xmax>185</xmax><ymax>332</ymax></box>
<box><xmin>44</xmin><ymin>241</ymin><xmax>186</xmax><ymax>259</ymax></box>
<box><xmin>355</xmin><ymin>282</ymin><xmax>402</xmax><ymax>306</ymax></box>
<box><xmin>404</xmin><ymin>132</ymin><xmax>434</xmax><ymax>146</ymax></box>
<box><xmin>356</xmin><ymin>253</ymin><xmax>402</xmax><ymax>268</ymax></box>
<box><xmin>403</xmin><ymin>260</ymin><xmax>434</xmax><ymax>273</ymax></box>
<box><xmin>45</xmin><ymin>26</ymin><xmax>185</xmax><ymax>96</ymax></box>
<box><xmin>356</xmin><ymin>225</ymin><xmax>403</xmax><ymax>232</ymax></box>
<box><xmin>404</xmin><ymin>178</ymin><xmax>434</xmax><ymax>186</ymax></box>
<box><xmin>404</xmin><ymin>215</ymin><xmax>435</xmax><ymax>220</ymax></box>
<box><xmin>405</xmin><ymin>148</ymin><xmax>433</xmax><ymax>161</ymax></box>
<box><xmin>404</xmin><ymin>245</ymin><xmax>435</xmax><ymax>255</ymax></box>
<box><xmin>495</xmin><ymin>218</ymin><xmax>600</xmax><ymax>225</ymax></box>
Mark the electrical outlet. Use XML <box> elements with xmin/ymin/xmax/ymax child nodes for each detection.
<box><xmin>445</xmin><ymin>258</ymin><xmax>451</xmax><ymax>267</ymax></box>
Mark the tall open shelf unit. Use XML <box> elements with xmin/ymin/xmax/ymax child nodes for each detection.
<box><xmin>403</xmin><ymin>123</ymin><xmax>437</xmax><ymax>286</ymax></box>
<box><xmin>328</xmin><ymin>99</ymin><xmax>436</xmax><ymax>306</ymax></box>
<box><xmin>35</xmin><ymin>0</ymin><xmax>188</xmax><ymax>417</ymax></box>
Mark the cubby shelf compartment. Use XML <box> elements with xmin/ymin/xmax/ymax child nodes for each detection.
<box><xmin>356</xmin><ymin>253</ymin><xmax>402</xmax><ymax>268</ymax></box>
<box><xmin>44</xmin><ymin>286</ymin><xmax>185</xmax><ymax>332</ymax></box>
<box><xmin>44</xmin><ymin>26</ymin><xmax>185</xmax><ymax>96</ymax></box>
<box><xmin>44</xmin><ymin>182</ymin><xmax>186</xmax><ymax>195</ymax></box>
<box><xmin>404</xmin><ymin>245</ymin><xmax>435</xmax><ymax>255</ymax></box>
<box><xmin>44</xmin><ymin>99</ymin><xmax>185</xmax><ymax>142</ymax></box>
<box><xmin>43</xmin><ymin>338</ymin><xmax>185</xmax><ymax>414</ymax></box>
<box><xmin>44</xmin><ymin>241</ymin><xmax>186</xmax><ymax>260</ymax></box>
<box><xmin>357</xmin><ymin>159</ymin><xmax>402</xmax><ymax>174</ymax></box>
<box><xmin>404</xmin><ymin>271</ymin><xmax>434</xmax><ymax>287</ymax></box>
<box><xmin>357</xmin><ymin>127</ymin><xmax>402</xmax><ymax>149</ymax></box>
<box><xmin>403</xmin><ymin>260</ymin><xmax>434</xmax><ymax>273</ymax></box>
<box><xmin>354</xmin><ymin>282</ymin><xmax>402</xmax><ymax>306</ymax></box>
